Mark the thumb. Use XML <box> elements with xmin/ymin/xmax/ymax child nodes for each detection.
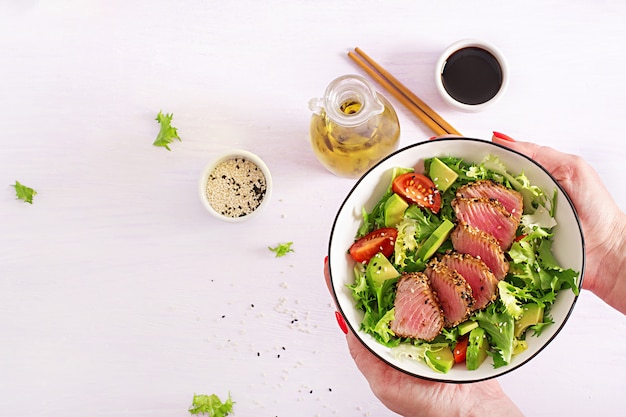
<box><xmin>492</xmin><ymin>132</ymin><xmax>542</xmax><ymax>157</ymax></box>
<box><xmin>492</xmin><ymin>133</ymin><xmax>564</xmax><ymax>174</ymax></box>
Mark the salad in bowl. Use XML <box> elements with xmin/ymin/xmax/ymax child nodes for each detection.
<box><xmin>328</xmin><ymin>137</ymin><xmax>584</xmax><ymax>382</ymax></box>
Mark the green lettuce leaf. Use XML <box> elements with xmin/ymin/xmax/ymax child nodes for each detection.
<box><xmin>536</xmin><ymin>239</ymin><xmax>580</xmax><ymax>294</ymax></box>
<box><xmin>521</xmin><ymin>206</ymin><xmax>557</xmax><ymax>232</ymax></box>
<box><xmin>404</xmin><ymin>205</ymin><xmax>442</xmax><ymax>237</ymax></box>
<box><xmin>508</xmin><ymin>240</ymin><xmax>536</xmax><ymax>265</ymax></box>
<box><xmin>357</xmin><ymin>192</ymin><xmax>392</xmax><ymax>237</ymax></box>
<box><xmin>474</xmin><ymin>306</ymin><xmax>515</xmax><ymax>367</ymax></box>
<box><xmin>392</xmin><ymin>342</ymin><xmax>452</xmax><ymax>369</ymax></box>
<box><xmin>268</xmin><ymin>242</ymin><xmax>294</xmax><ymax>257</ymax></box>
<box><xmin>12</xmin><ymin>180</ymin><xmax>37</xmax><ymax>204</ymax></box>
<box><xmin>498</xmin><ymin>281</ymin><xmax>524</xmax><ymax>319</ymax></box>
<box><xmin>529</xmin><ymin>316</ymin><xmax>554</xmax><ymax>337</ymax></box>
<box><xmin>393</xmin><ymin>208</ymin><xmax>441</xmax><ymax>272</ymax></box>
<box><xmin>188</xmin><ymin>393</ymin><xmax>234</xmax><ymax>416</ymax></box>
<box><xmin>350</xmin><ymin>261</ymin><xmax>399</xmax><ymax>347</ymax></box>
<box><xmin>153</xmin><ymin>111</ymin><xmax>181</xmax><ymax>151</ymax></box>
<box><xmin>373</xmin><ymin>309</ymin><xmax>397</xmax><ymax>344</ymax></box>
<box><xmin>394</xmin><ymin>218</ymin><xmax>419</xmax><ymax>269</ymax></box>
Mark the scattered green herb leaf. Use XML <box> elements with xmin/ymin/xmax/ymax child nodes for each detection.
<box><xmin>12</xmin><ymin>181</ymin><xmax>37</xmax><ymax>204</ymax></box>
<box><xmin>269</xmin><ymin>242</ymin><xmax>294</xmax><ymax>257</ymax></box>
<box><xmin>188</xmin><ymin>393</ymin><xmax>234</xmax><ymax>416</ymax></box>
<box><xmin>153</xmin><ymin>110</ymin><xmax>181</xmax><ymax>151</ymax></box>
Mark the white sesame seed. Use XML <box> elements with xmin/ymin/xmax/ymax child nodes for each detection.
<box><xmin>206</xmin><ymin>157</ymin><xmax>267</xmax><ymax>218</ymax></box>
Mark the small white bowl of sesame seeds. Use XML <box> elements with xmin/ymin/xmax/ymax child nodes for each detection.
<box><xmin>199</xmin><ymin>149</ymin><xmax>272</xmax><ymax>222</ymax></box>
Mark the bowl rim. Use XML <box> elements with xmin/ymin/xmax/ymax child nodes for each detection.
<box><xmin>198</xmin><ymin>149</ymin><xmax>272</xmax><ymax>222</ymax></box>
<box><xmin>327</xmin><ymin>137</ymin><xmax>585</xmax><ymax>383</ymax></box>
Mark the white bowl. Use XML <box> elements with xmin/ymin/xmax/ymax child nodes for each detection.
<box><xmin>198</xmin><ymin>149</ymin><xmax>272</xmax><ymax>222</ymax></box>
<box><xmin>328</xmin><ymin>137</ymin><xmax>584</xmax><ymax>383</ymax></box>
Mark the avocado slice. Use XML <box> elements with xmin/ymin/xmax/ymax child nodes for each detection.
<box><xmin>429</xmin><ymin>157</ymin><xmax>458</xmax><ymax>193</ymax></box>
<box><xmin>366</xmin><ymin>252</ymin><xmax>400</xmax><ymax>287</ymax></box>
<box><xmin>416</xmin><ymin>219</ymin><xmax>455</xmax><ymax>261</ymax></box>
<box><xmin>513</xmin><ymin>339</ymin><xmax>528</xmax><ymax>355</ymax></box>
<box><xmin>457</xmin><ymin>320</ymin><xmax>479</xmax><ymax>336</ymax></box>
<box><xmin>383</xmin><ymin>193</ymin><xmax>409</xmax><ymax>227</ymax></box>
<box><xmin>466</xmin><ymin>327</ymin><xmax>489</xmax><ymax>370</ymax></box>
<box><xmin>425</xmin><ymin>346</ymin><xmax>455</xmax><ymax>373</ymax></box>
<box><xmin>514</xmin><ymin>303</ymin><xmax>544</xmax><ymax>338</ymax></box>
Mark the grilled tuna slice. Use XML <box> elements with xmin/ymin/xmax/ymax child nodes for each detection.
<box><xmin>390</xmin><ymin>272</ymin><xmax>444</xmax><ymax>341</ymax></box>
<box><xmin>452</xmin><ymin>197</ymin><xmax>518</xmax><ymax>250</ymax></box>
<box><xmin>450</xmin><ymin>222</ymin><xmax>510</xmax><ymax>281</ymax></box>
<box><xmin>440</xmin><ymin>252</ymin><xmax>498</xmax><ymax>311</ymax></box>
<box><xmin>456</xmin><ymin>180</ymin><xmax>524</xmax><ymax>223</ymax></box>
<box><xmin>425</xmin><ymin>259</ymin><xmax>474</xmax><ymax>327</ymax></box>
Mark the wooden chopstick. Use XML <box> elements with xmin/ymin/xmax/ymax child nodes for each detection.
<box><xmin>348</xmin><ymin>47</ymin><xmax>461</xmax><ymax>137</ymax></box>
<box><xmin>353</xmin><ymin>48</ymin><xmax>462</xmax><ymax>136</ymax></box>
<box><xmin>347</xmin><ymin>50</ymin><xmax>447</xmax><ymax>136</ymax></box>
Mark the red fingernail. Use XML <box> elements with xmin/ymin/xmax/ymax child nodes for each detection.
<box><xmin>493</xmin><ymin>131</ymin><xmax>516</xmax><ymax>142</ymax></box>
<box><xmin>324</xmin><ymin>255</ymin><xmax>328</xmax><ymax>265</ymax></box>
<box><xmin>335</xmin><ymin>311</ymin><xmax>348</xmax><ymax>334</ymax></box>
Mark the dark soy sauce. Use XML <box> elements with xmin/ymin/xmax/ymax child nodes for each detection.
<box><xmin>441</xmin><ymin>47</ymin><xmax>503</xmax><ymax>105</ymax></box>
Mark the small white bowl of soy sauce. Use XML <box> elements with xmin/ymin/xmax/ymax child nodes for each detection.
<box><xmin>435</xmin><ymin>39</ymin><xmax>509</xmax><ymax>112</ymax></box>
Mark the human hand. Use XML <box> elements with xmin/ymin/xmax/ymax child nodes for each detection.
<box><xmin>324</xmin><ymin>257</ymin><xmax>524</xmax><ymax>417</ymax></box>
<box><xmin>492</xmin><ymin>132</ymin><xmax>626</xmax><ymax>314</ymax></box>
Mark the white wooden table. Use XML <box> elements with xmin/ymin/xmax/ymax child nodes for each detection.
<box><xmin>1</xmin><ymin>1</ymin><xmax>625</xmax><ymax>416</ymax></box>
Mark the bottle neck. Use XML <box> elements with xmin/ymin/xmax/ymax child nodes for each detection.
<box><xmin>319</xmin><ymin>75</ymin><xmax>385</xmax><ymax>128</ymax></box>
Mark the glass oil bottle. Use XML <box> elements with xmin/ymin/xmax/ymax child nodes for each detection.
<box><xmin>308</xmin><ymin>74</ymin><xmax>400</xmax><ymax>178</ymax></box>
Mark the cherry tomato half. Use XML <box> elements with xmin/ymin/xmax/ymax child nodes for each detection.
<box><xmin>453</xmin><ymin>334</ymin><xmax>469</xmax><ymax>364</ymax></box>
<box><xmin>348</xmin><ymin>228</ymin><xmax>398</xmax><ymax>263</ymax></box>
<box><xmin>514</xmin><ymin>234</ymin><xmax>528</xmax><ymax>242</ymax></box>
<box><xmin>392</xmin><ymin>172</ymin><xmax>441</xmax><ymax>214</ymax></box>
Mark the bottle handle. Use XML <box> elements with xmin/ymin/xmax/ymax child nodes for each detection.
<box><xmin>308</xmin><ymin>97</ymin><xmax>325</xmax><ymax>115</ymax></box>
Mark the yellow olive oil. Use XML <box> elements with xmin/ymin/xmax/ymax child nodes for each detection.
<box><xmin>309</xmin><ymin>96</ymin><xmax>400</xmax><ymax>178</ymax></box>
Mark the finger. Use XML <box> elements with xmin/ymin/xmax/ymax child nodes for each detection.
<box><xmin>491</xmin><ymin>133</ymin><xmax>563</xmax><ymax>171</ymax></box>
<box><xmin>345</xmin><ymin>329</ymin><xmax>386</xmax><ymax>374</ymax></box>
<box><xmin>429</xmin><ymin>134</ymin><xmax>461</xmax><ymax>140</ymax></box>
<box><xmin>335</xmin><ymin>311</ymin><xmax>349</xmax><ymax>335</ymax></box>
<box><xmin>492</xmin><ymin>131</ymin><xmax>516</xmax><ymax>142</ymax></box>
<box><xmin>324</xmin><ymin>256</ymin><xmax>344</xmax><ymax>321</ymax></box>
<box><xmin>491</xmin><ymin>132</ymin><xmax>542</xmax><ymax>157</ymax></box>
<box><xmin>323</xmin><ymin>255</ymin><xmax>331</xmax><ymax>293</ymax></box>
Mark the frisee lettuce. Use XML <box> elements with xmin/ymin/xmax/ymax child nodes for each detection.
<box><xmin>268</xmin><ymin>241</ymin><xmax>294</xmax><ymax>257</ymax></box>
<box><xmin>393</xmin><ymin>207</ymin><xmax>442</xmax><ymax>272</ymax></box>
<box><xmin>12</xmin><ymin>180</ymin><xmax>37</xmax><ymax>204</ymax></box>
<box><xmin>393</xmin><ymin>342</ymin><xmax>451</xmax><ymax>365</ymax></box>
<box><xmin>498</xmin><ymin>281</ymin><xmax>524</xmax><ymax>319</ymax></box>
<box><xmin>357</xmin><ymin>191</ymin><xmax>391</xmax><ymax>237</ymax></box>
<box><xmin>188</xmin><ymin>393</ymin><xmax>234</xmax><ymax>416</ymax></box>
<box><xmin>153</xmin><ymin>111</ymin><xmax>181</xmax><ymax>151</ymax></box>
<box><xmin>394</xmin><ymin>218</ymin><xmax>419</xmax><ymax>268</ymax></box>
<box><xmin>350</xmin><ymin>263</ymin><xmax>400</xmax><ymax>347</ymax></box>
<box><xmin>474</xmin><ymin>305</ymin><xmax>515</xmax><ymax>367</ymax></box>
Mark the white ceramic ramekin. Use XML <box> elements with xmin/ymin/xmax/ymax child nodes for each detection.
<box><xmin>198</xmin><ymin>149</ymin><xmax>272</xmax><ymax>222</ymax></box>
<box><xmin>434</xmin><ymin>39</ymin><xmax>509</xmax><ymax>113</ymax></box>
